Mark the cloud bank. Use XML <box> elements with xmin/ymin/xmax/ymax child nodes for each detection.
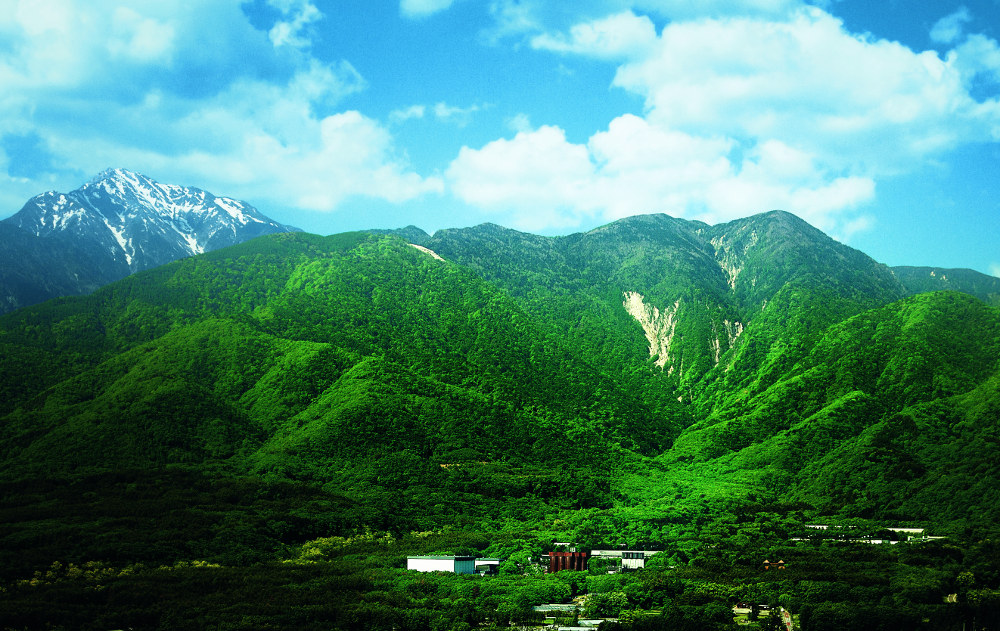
<box><xmin>2</xmin><ymin>0</ymin><xmax>999</xmax><ymax>243</ymax></box>
<box><xmin>449</xmin><ymin>3</ymin><xmax>1000</xmax><ymax>237</ymax></box>
<box><xmin>0</xmin><ymin>0</ymin><xmax>440</xmax><ymax>215</ymax></box>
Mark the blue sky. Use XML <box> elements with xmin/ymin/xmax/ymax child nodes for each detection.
<box><xmin>1</xmin><ymin>0</ymin><xmax>998</xmax><ymax>276</ymax></box>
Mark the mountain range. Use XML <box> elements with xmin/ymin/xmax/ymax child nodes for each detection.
<box><xmin>1</xmin><ymin>172</ymin><xmax>999</xmax><ymax>628</ymax></box>
<box><xmin>0</xmin><ymin>168</ymin><xmax>298</xmax><ymax>314</ymax></box>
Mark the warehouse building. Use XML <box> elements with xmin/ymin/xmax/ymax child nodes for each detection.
<box><xmin>407</xmin><ymin>556</ymin><xmax>476</xmax><ymax>574</ymax></box>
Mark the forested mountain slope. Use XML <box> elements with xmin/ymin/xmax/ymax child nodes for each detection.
<box><xmin>0</xmin><ymin>221</ymin><xmax>110</xmax><ymax>312</ymax></box>
<box><xmin>664</xmin><ymin>291</ymin><xmax>1000</xmax><ymax>526</ymax></box>
<box><xmin>893</xmin><ymin>265</ymin><xmax>1000</xmax><ymax>306</ymax></box>
<box><xmin>2</xmin><ymin>211</ymin><xmax>1000</xmax><ymax>629</ymax></box>
<box><xmin>424</xmin><ymin>211</ymin><xmax>907</xmax><ymax>410</ymax></box>
<box><xmin>1</xmin><ymin>211</ymin><xmax>996</xmax><ymax>525</ymax></box>
<box><xmin>0</xmin><ymin>231</ymin><xmax>684</xmax><ymax>513</ymax></box>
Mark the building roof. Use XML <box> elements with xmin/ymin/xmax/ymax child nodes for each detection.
<box><xmin>590</xmin><ymin>549</ymin><xmax>661</xmax><ymax>558</ymax></box>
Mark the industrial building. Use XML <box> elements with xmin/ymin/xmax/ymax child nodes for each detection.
<box><xmin>406</xmin><ymin>556</ymin><xmax>476</xmax><ymax>574</ymax></box>
<box><xmin>547</xmin><ymin>551</ymin><xmax>590</xmax><ymax>572</ymax></box>
<box><xmin>589</xmin><ymin>549</ymin><xmax>661</xmax><ymax>571</ymax></box>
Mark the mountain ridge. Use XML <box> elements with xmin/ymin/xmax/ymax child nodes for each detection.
<box><xmin>1</xmin><ymin>211</ymin><xmax>999</xmax><ymax>624</ymax></box>
<box><xmin>0</xmin><ymin>168</ymin><xmax>299</xmax><ymax>314</ymax></box>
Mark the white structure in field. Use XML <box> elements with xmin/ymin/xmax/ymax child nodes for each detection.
<box><xmin>407</xmin><ymin>556</ymin><xmax>476</xmax><ymax>574</ymax></box>
<box><xmin>590</xmin><ymin>549</ymin><xmax>660</xmax><ymax>571</ymax></box>
<box><xmin>475</xmin><ymin>558</ymin><xmax>504</xmax><ymax>575</ymax></box>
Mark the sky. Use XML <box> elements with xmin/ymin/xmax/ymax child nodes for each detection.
<box><xmin>1</xmin><ymin>0</ymin><xmax>999</xmax><ymax>276</ymax></box>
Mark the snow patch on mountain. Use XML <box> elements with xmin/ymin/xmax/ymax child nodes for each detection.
<box><xmin>104</xmin><ymin>220</ymin><xmax>132</xmax><ymax>265</ymax></box>
<box><xmin>4</xmin><ymin>168</ymin><xmax>298</xmax><ymax>276</ymax></box>
<box><xmin>216</xmin><ymin>197</ymin><xmax>261</xmax><ymax>225</ymax></box>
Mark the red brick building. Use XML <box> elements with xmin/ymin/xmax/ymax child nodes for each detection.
<box><xmin>548</xmin><ymin>551</ymin><xmax>590</xmax><ymax>572</ymax></box>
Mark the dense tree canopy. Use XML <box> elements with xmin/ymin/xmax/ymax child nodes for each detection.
<box><xmin>1</xmin><ymin>213</ymin><xmax>998</xmax><ymax>629</ymax></box>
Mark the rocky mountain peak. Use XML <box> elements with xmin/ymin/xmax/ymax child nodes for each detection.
<box><xmin>0</xmin><ymin>169</ymin><xmax>299</xmax><ymax>313</ymax></box>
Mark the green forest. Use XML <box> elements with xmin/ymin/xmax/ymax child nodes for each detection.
<box><xmin>1</xmin><ymin>212</ymin><xmax>999</xmax><ymax>630</ymax></box>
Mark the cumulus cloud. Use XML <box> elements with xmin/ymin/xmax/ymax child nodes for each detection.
<box><xmin>205</xmin><ymin>111</ymin><xmax>444</xmax><ymax>210</ymax></box>
<box><xmin>447</xmin><ymin>115</ymin><xmax>874</xmax><ymax>234</ymax></box>
<box><xmin>611</xmin><ymin>8</ymin><xmax>994</xmax><ymax>168</ymax></box>
<box><xmin>0</xmin><ymin>0</ymin><xmax>439</xmax><ymax>216</ymax></box>
<box><xmin>451</xmin><ymin>3</ymin><xmax>1000</xmax><ymax>235</ymax></box>
<box><xmin>447</xmin><ymin>125</ymin><xmax>597</xmax><ymax>230</ymax></box>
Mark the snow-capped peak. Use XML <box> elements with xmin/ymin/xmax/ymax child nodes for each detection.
<box><xmin>5</xmin><ymin>168</ymin><xmax>298</xmax><ymax>273</ymax></box>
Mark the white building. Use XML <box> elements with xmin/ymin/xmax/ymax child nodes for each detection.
<box><xmin>590</xmin><ymin>549</ymin><xmax>660</xmax><ymax>571</ymax></box>
<box><xmin>407</xmin><ymin>556</ymin><xmax>476</xmax><ymax>574</ymax></box>
<box><xmin>475</xmin><ymin>558</ymin><xmax>504</xmax><ymax>575</ymax></box>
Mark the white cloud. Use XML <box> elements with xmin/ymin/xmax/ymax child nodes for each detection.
<box><xmin>634</xmin><ymin>0</ymin><xmax>801</xmax><ymax>18</ymax></box>
<box><xmin>484</xmin><ymin>0</ymin><xmax>803</xmax><ymax>45</ymax></box>
<box><xmin>219</xmin><ymin>111</ymin><xmax>444</xmax><ymax>210</ymax></box>
<box><xmin>390</xmin><ymin>105</ymin><xmax>428</xmax><ymax>123</ymax></box>
<box><xmin>612</xmin><ymin>8</ymin><xmax>993</xmax><ymax>169</ymax></box>
<box><xmin>390</xmin><ymin>102</ymin><xmax>483</xmax><ymax>126</ymax></box>
<box><xmin>107</xmin><ymin>7</ymin><xmax>176</xmax><ymax>62</ymax></box>
<box><xmin>432</xmin><ymin>102</ymin><xmax>482</xmax><ymax>125</ymax></box>
<box><xmin>930</xmin><ymin>7</ymin><xmax>971</xmax><ymax>45</ymax></box>
<box><xmin>401</xmin><ymin>0</ymin><xmax>456</xmax><ymax>18</ymax></box>
<box><xmin>104</xmin><ymin>68</ymin><xmax>438</xmax><ymax>211</ymax></box>
<box><xmin>483</xmin><ymin>0</ymin><xmax>544</xmax><ymax>43</ymax></box>
<box><xmin>0</xmin><ymin>0</ymin><xmax>440</xmax><ymax>217</ymax></box>
<box><xmin>951</xmin><ymin>34</ymin><xmax>1000</xmax><ymax>98</ymax></box>
<box><xmin>267</xmin><ymin>0</ymin><xmax>321</xmax><ymax>48</ymax></box>
<box><xmin>455</xmin><ymin>4</ymin><xmax>1000</xmax><ymax>233</ymax></box>
<box><xmin>451</xmin><ymin>5</ymin><xmax>978</xmax><ymax>234</ymax></box>
<box><xmin>446</xmin><ymin>114</ymin><xmax>874</xmax><ymax>234</ymax></box>
<box><xmin>531</xmin><ymin>11</ymin><xmax>657</xmax><ymax>60</ymax></box>
<box><xmin>289</xmin><ymin>58</ymin><xmax>366</xmax><ymax>106</ymax></box>
<box><xmin>447</xmin><ymin>125</ymin><xmax>597</xmax><ymax>230</ymax></box>
<box><xmin>990</xmin><ymin>263</ymin><xmax>1000</xmax><ymax>279</ymax></box>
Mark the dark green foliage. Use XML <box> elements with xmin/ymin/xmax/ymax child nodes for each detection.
<box><xmin>0</xmin><ymin>468</ymin><xmax>356</xmax><ymax>582</ymax></box>
<box><xmin>894</xmin><ymin>265</ymin><xmax>1000</xmax><ymax>306</ymax></box>
<box><xmin>1</xmin><ymin>212</ymin><xmax>999</xmax><ymax>629</ymax></box>
<box><xmin>0</xmin><ymin>229</ymin><xmax>681</xmax><ymax>523</ymax></box>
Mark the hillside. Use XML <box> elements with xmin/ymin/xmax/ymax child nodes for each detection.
<box><xmin>0</xmin><ymin>231</ymin><xmax>685</xmax><ymax>522</ymax></box>
<box><xmin>662</xmin><ymin>291</ymin><xmax>1000</xmax><ymax>523</ymax></box>
<box><xmin>3</xmin><ymin>215</ymin><xmax>996</xmax><ymax>525</ymax></box>
<box><xmin>1</xmin><ymin>212</ymin><xmax>999</xmax><ymax>629</ymax></box>
<box><xmin>425</xmin><ymin>211</ymin><xmax>907</xmax><ymax>407</ymax></box>
<box><xmin>894</xmin><ymin>265</ymin><xmax>1000</xmax><ymax>306</ymax></box>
